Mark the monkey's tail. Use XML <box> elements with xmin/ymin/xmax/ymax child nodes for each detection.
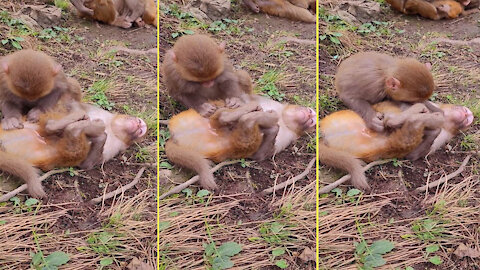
<box><xmin>0</xmin><ymin>151</ymin><xmax>45</xmax><ymax>198</ymax></box>
<box><xmin>165</xmin><ymin>140</ymin><xmax>217</xmax><ymax>190</ymax></box>
<box><xmin>318</xmin><ymin>142</ymin><xmax>371</xmax><ymax>192</ymax></box>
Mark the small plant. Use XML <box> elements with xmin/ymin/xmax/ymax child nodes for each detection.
<box><xmin>9</xmin><ymin>197</ymin><xmax>39</xmax><ymax>213</ymax></box>
<box><xmin>203</xmin><ymin>241</ymin><xmax>242</xmax><ymax>270</ymax></box>
<box><xmin>256</xmin><ymin>71</ymin><xmax>285</xmax><ymax>101</ymax></box>
<box><xmin>172</xmin><ymin>29</ymin><xmax>195</xmax><ymax>39</ymax></box>
<box><xmin>425</xmin><ymin>244</ymin><xmax>443</xmax><ymax>265</ymax></box>
<box><xmin>319</xmin><ymin>94</ymin><xmax>340</xmax><ymax>113</ymax></box>
<box><xmin>54</xmin><ymin>0</ymin><xmax>70</xmax><ymax>11</ymax></box>
<box><xmin>30</xmin><ymin>251</ymin><xmax>70</xmax><ymax>270</ymax></box>
<box><xmin>86</xmin><ymin>80</ymin><xmax>115</xmax><ymax>110</ymax></box>
<box><xmin>403</xmin><ymin>218</ymin><xmax>445</xmax><ymax>241</ymax></box>
<box><xmin>1</xmin><ymin>36</ymin><xmax>24</xmax><ymax>49</ymax></box>
<box><xmin>38</xmin><ymin>27</ymin><xmax>69</xmax><ymax>41</ymax></box>
<box><xmin>356</xmin><ymin>21</ymin><xmax>389</xmax><ymax>35</ymax></box>
<box><xmin>80</xmin><ymin>231</ymin><xmax>123</xmax><ymax>255</ymax></box>
<box><xmin>271</xmin><ymin>248</ymin><xmax>288</xmax><ymax>269</ymax></box>
<box><xmin>135</xmin><ymin>146</ymin><xmax>150</xmax><ymax>162</ymax></box>
<box><xmin>460</xmin><ymin>134</ymin><xmax>477</xmax><ymax>151</ymax></box>
<box><xmin>354</xmin><ymin>239</ymin><xmax>395</xmax><ymax>269</ymax></box>
<box><xmin>258</xmin><ymin>221</ymin><xmax>292</xmax><ymax>245</ymax></box>
<box><xmin>320</xmin><ymin>32</ymin><xmax>342</xmax><ymax>45</ymax></box>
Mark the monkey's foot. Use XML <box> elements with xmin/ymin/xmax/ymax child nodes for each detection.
<box><xmin>225</xmin><ymin>97</ymin><xmax>243</xmax><ymax>109</ymax></box>
<box><xmin>27</xmin><ymin>108</ymin><xmax>43</xmax><ymax>123</ymax></box>
<box><xmin>367</xmin><ymin>113</ymin><xmax>384</xmax><ymax>132</ymax></box>
<box><xmin>27</xmin><ymin>181</ymin><xmax>46</xmax><ymax>198</ymax></box>
<box><xmin>1</xmin><ymin>117</ymin><xmax>23</xmax><ymax>130</ymax></box>
<box><xmin>45</xmin><ymin>112</ymin><xmax>89</xmax><ymax>134</ymax></box>
<box><xmin>134</xmin><ymin>18</ymin><xmax>145</xmax><ymax>28</ymax></box>
<box><xmin>199</xmin><ymin>103</ymin><xmax>218</xmax><ymax>117</ymax></box>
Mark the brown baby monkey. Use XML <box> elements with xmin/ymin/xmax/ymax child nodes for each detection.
<box><xmin>0</xmin><ymin>49</ymin><xmax>79</xmax><ymax>130</ymax></box>
<box><xmin>162</xmin><ymin>34</ymin><xmax>253</xmax><ymax>117</ymax></box>
<box><xmin>335</xmin><ymin>51</ymin><xmax>436</xmax><ymax>132</ymax></box>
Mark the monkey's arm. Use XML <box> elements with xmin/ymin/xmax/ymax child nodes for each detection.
<box><xmin>70</xmin><ymin>0</ymin><xmax>94</xmax><ymax>16</ymax></box>
<box><xmin>1</xmin><ymin>101</ymin><xmax>24</xmax><ymax>130</ymax></box>
<box><xmin>27</xmin><ymin>89</ymin><xmax>64</xmax><ymax>122</ymax></box>
<box><xmin>342</xmin><ymin>97</ymin><xmax>384</xmax><ymax>132</ymax></box>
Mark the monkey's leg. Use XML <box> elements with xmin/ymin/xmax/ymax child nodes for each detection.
<box><xmin>287</xmin><ymin>0</ymin><xmax>309</xmax><ymax>9</ymax></box>
<box><xmin>124</xmin><ymin>0</ymin><xmax>146</xmax><ymax>23</ymax></box>
<box><xmin>44</xmin><ymin>111</ymin><xmax>89</xmax><ymax>134</ymax></box>
<box><xmin>216</xmin><ymin>102</ymin><xmax>261</xmax><ymax>125</ymax></box>
<box><xmin>0</xmin><ymin>151</ymin><xmax>44</xmax><ymax>198</ymax></box>
<box><xmin>70</xmin><ymin>0</ymin><xmax>94</xmax><ymax>16</ymax></box>
<box><xmin>404</xmin><ymin>112</ymin><xmax>444</xmax><ymax>161</ymax></box>
<box><xmin>238</xmin><ymin>111</ymin><xmax>280</xmax><ymax>161</ymax></box>
<box><xmin>257</xmin><ymin>0</ymin><xmax>316</xmax><ymax>23</ymax></box>
<box><xmin>384</xmin><ymin>103</ymin><xmax>428</xmax><ymax>128</ymax></box>
<box><xmin>165</xmin><ymin>140</ymin><xmax>217</xmax><ymax>190</ymax></box>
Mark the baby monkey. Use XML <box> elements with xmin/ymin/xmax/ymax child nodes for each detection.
<box><xmin>162</xmin><ymin>34</ymin><xmax>253</xmax><ymax>117</ymax></box>
<box><xmin>335</xmin><ymin>51</ymin><xmax>436</xmax><ymax>132</ymax></box>
<box><xmin>0</xmin><ymin>49</ymin><xmax>79</xmax><ymax>130</ymax></box>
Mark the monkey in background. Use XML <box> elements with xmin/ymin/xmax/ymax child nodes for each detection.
<box><xmin>319</xmin><ymin>101</ymin><xmax>473</xmax><ymax>191</ymax></box>
<box><xmin>335</xmin><ymin>52</ymin><xmax>436</xmax><ymax>133</ymax></box>
<box><xmin>162</xmin><ymin>34</ymin><xmax>253</xmax><ymax>117</ymax></box>
<box><xmin>243</xmin><ymin>0</ymin><xmax>316</xmax><ymax>23</ymax></box>
<box><xmin>165</xmin><ymin>95</ymin><xmax>316</xmax><ymax>190</ymax></box>
<box><xmin>0</xmin><ymin>101</ymin><xmax>147</xmax><ymax>198</ymax></box>
<box><xmin>70</xmin><ymin>0</ymin><xmax>157</xmax><ymax>28</ymax></box>
<box><xmin>0</xmin><ymin>49</ymin><xmax>82</xmax><ymax>130</ymax></box>
<box><xmin>386</xmin><ymin>0</ymin><xmax>466</xmax><ymax>20</ymax></box>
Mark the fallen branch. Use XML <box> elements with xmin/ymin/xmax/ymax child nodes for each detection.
<box><xmin>318</xmin><ymin>159</ymin><xmax>393</xmax><ymax>194</ymax></box>
<box><xmin>159</xmin><ymin>120</ymin><xmax>169</xmax><ymax>125</ymax></box>
<box><xmin>278</xmin><ymin>37</ymin><xmax>316</xmax><ymax>45</ymax></box>
<box><xmin>90</xmin><ymin>167</ymin><xmax>146</xmax><ymax>204</ymax></box>
<box><xmin>103</xmin><ymin>46</ymin><xmax>156</xmax><ymax>56</ymax></box>
<box><xmin>158</xmin><ymin>160</ymin><xmax>241</xmax><ymax>200</ymax></box>
<box><xmin>416</xmin><ymin>155</ymin><xmax>471</xmax><ymax>193</ymax></box>
<box><xmin>0</xmin><ymin>168</ymin><xmax>71</xmax><ymax>202</ymax></box>
<box><xmin>262</xmin><ymin>157</ymin><xmax>315</xmax><ymax>194</ymax></box>
<box><xmin>431</xmin><ymin>37</ymin><xmax>480</xmax><ymax>46</ymax></box>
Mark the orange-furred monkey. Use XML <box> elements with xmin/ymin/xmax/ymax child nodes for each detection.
<box><xmin>319</xmin><ymin>101</ymin><xmax>473</xmax><ymax>191</ymax></box>
<box><xmin>0</xmin><ymin>103</ymin><xmax>147</xmax><ymax>198</ymax></box>
<box><xmin>165</xmin><ymin>95</ymin><xmax>316</xmax><ymax>190</ymax></box>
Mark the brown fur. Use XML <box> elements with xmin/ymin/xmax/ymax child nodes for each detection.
<box><xmin>0</xmin><ymin>49</ymin><xmax>81</xmax><ymax>131</ymax></box>
<box><xmin>162</xmin><ymin>34</ymin><xmax>253</xmax><ymax>116</ymax></box>
<box><xmin>335</xmin><ymin>51</ymin><xmax>435</xmax><ymax>132</ymax></box>
<box><xmin>246</xmin><ymin>0</ymin><xmax>316</xmax><ymax>23</ymax></box>
<box><xmin>387</xmin><ymin>0</ymin><xmax>464</xmax><ymax>19</ymax></box>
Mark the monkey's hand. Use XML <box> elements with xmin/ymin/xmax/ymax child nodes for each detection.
<box><xmin>225</xmin><ymin>97</ymin><xmax>244</xmax><ymax>109</ymax></box>
<box><xmin>198</xmin><ymin>103</ymin><xmax>218</xmax><ymax>117</ymax></box>
<box><xmin>367</xmin><ymin>112</ymin><xmax>384</xmax><ymax>132</ymax></box>
<box><xmin>26</xmin><ymin>108</ymin><xmax>43</xmax><ymax>123</ymax></box>
<box><xmin>2</xmin><ymin>117</ymin><xmax>23</xmax><ymax>130</ymax></box>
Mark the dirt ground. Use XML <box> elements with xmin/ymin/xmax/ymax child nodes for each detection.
<box><xmin>159</xmin><ymin>1</ymin><xmax>316</xmax><ymax>269</ymax></box>
<box><xmin>0</xmin><ymin>1</ymin><xmax>157</xmax><ymax>269</ymax></box>
<box><xmin>320</xmin><ymin>1</ymin><xmax>480</xmax><ymax>270</ymax></box>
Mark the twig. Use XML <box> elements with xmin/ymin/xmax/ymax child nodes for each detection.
<box><xmin>416</xmin><ymin>155</ymin><xmax>471</xmax><ymax>193</ymax></box>
<box><xmin>159</xmin><ymin>120</ymin><xmax>169</xmax><ymax>125</ymax></box>
<box><xmin>90</xmin><ymin>167</ymin><xmax>146</xmax><ymax>204</ymax></box>
<box><xmin>102</xmin><ymin>46</ymin><xmax>156</xmax><ymax>56</ymax></box>
<box><xmin>319</xmin><ymin>159</ymin><xmax>393</xmax><ymax>194</ymax></box>
<box><xmin>158</xmin><ymin>160</ymin><xmax>241</xmax><ymax>200</ymax></box>
<box><xmin>262</xmin><ymin>158</ymin><xmax>315</xmax><ymax>194</ymax></box>
<box><xmin>0</xmin><ymin>168</ymin><xmax>71</xmax><ymax>202</ymax></box>
<box><xmin>123</xmin><ymin>162</ymin><xmax>156</xmax><ymax>168</ymax></box>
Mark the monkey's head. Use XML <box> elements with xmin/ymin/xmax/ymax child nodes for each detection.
<box><xmin>439</xmin><ymin>104</ymin><xmax>474</xmax><ymax>133</ymax></box>
<box><xmin>3</xmin><ymin>49</ymin><xmax>61</xmax><ymax>102</ymax></box>
<box><xmin>282</xmin><ymin>105</ymin><xmax>316</xmax><ymax>135</ymax></box>
<box><xmin>386</xmin><ymin>58</ymin><xmax>435</xmax><ymax>103</ymax></box>
<box><xmin>171</xmin><ymin>34</ymin><xmax>225</xmax><ymax>87</ymax></box>
<box><xmin>111</xmin><ymin>115</ymin><xmax>148</xmax><ymax>146</ymax></box>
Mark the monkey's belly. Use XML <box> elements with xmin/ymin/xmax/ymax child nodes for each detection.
<box><xmin>320</xmin><ymin>110</ymin><xmax>387</xmax><ymax>159</ymax></box>
<box><xmin>169</xmin><ymin>110</ymin><xmax>231</xmax><ymax>157</ymax></box>
<box><xmin>0</xmin><ymin>125</ymin><xmax>56</xmax><ymax>165</ymax></box>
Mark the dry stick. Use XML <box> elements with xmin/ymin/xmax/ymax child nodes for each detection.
<box><xmin>262</xmin><ymin>158</ymin><xmax>315</xmax><ymax>194</ymax></box>
<box><xmin>103</xmin><ymin>46</ymin><xmax>156</xmax><ymax>56</ymax></box>
<box><xmin>159</xmin><ymin>120</ymin><xmax>169</xmax><ymax>125</ymax></box>
<box><xmin>90</xmin><ymin>167</ymin><xmax>146</xmax><ymax>204</ymax></box>
<box><xmin>158</xmin><ymin>160</ymin><xmax>241</xmax><ymax>200</ymax></box>
<box><xmin>0</xmin><ymin>168</ymin><xmax>71</xmax><ymax>202</ymax></box>
<box><xmin>416</xmin><ymin>155</ymin><xmax>471</xmax><ymax>193</ymax></box>
<box><xmin>318</xmin><ymin>159</ymin><xmax>393</xmax><ymax>194</ymax></box>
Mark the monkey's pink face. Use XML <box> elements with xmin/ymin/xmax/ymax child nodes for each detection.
<box><xmin>444</xmin><ymin>105</ymin><xmax>474</xmax><ymax>130</ymax></box>
<box><xmin>285</xmin><ymin>106</ymin><xmax>316</xmax><ymax>133</ymax></box>
<box><xmin>112</xmin><ymin>115</ymin><xmax>148</xmax><ymax>145</ymax></box>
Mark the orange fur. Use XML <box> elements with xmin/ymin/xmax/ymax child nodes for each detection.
<box><xmin>256</xmin><ymin>0</ymin><xmax>316</xmax><ymax>23</ymax></box>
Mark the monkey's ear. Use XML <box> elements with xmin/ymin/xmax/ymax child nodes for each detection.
<box><xmin>425</xmin><ymin>63</ymin><xmax>432</xmax><ymax>70</ymax></box>
<box><xmin>386</xmin><ymin>77</ymin><xmax>401</xmax><ymax>90</ymax></box>
<box><xmin>2</xmin><ymin>62</ymin><xmax>8</xmax><ymax>74</ymax></box>
<box><xmin>218</xmin><ymin>42</ymin><xmax>226</xmax><ymax>53</ymax></box>
<box><xmin>168</xmin><ymin>51</ymin><xmax>177</xmax><ymax>62</ymax></box>
<box><xmin>52</xmin><ymin>64</ymin><xmax>62</xmax><ymax>76</ymax></box>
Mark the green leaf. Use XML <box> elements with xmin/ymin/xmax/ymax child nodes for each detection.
<box><xmin>0</xmin><ymin>220</ymin><xmax>6</xmax><ymax>225</ymax></box>
<box><xmin>405</xmin><ymin>267</ymin><xmax>414</xmax><ymax>270</ymax></box>
<box><xmin>172</xmin><ymin>32</ymin><xmax>179</xmax><ymax>38</ymax></box>
<box><xmin>1</xmin><ymin>39</ymin><xmax>8</xmax><ymax>45</ymax></box>
<box><xmin>100</xmin><ymin>258</ymin><xmax>113</xmax><ymax>266</ymax></box>
<box><xmin>44</xmin><ymin>251</ymin><xmax>69</xmax><ymax>266</ymax></box>
<box><xmin>429</xmin><ymin>256</ymin><xmax>443</xmax><ymax>265</ymax></box>
<box><xmin>203</xmin><ymin>242</ymin><xmax>216</xmax><ymax>257</ymax></box>
<box><xmin>32</xmin><ymin>251</ymin><xmax>44</xmax><ymax>266</ymax></box>
<box><xmin>158</xmin><ymin>221</ymin><xmax>170</xmax><ymax>231</ymax></box>
<box><xmin>14</xmin><ymin>36</ymin><xmax>24</xmax><ymax>41</ymax></box>
<box><xmin>212</xmin><ymin>255</ymin><xmax>234</xmax><ymax>269</ymax></box>
<box><xmin>196</xmin><ymin>189</ymin><xmax>210</xmax><ymax>198</ymax></box>
<box><xmin>270</xmin><ymin>222</ymin><xmax>284</xmax><ymax>233</ymax></box>
<box><xmin>426</xmin><ymin>244</ymin><xmax>439</xmax><ymax>254</ymax></box>
<box><xmin>331</xmin><ymin>188</ymin><xmax>342</xmax><ymax>196</ymax></box>
<box><xmin>42</xmin><ymin>266</ymin><xmax>58</xmax><ymax>270</ymax></box>
<box><xmin>355</xmin><ymin>240</ymin><xmax>367</xmax><ymax>255</ymax></box>
<box><xmin>346</xmin><ymin>189</ymin><xmax>361</xmax><ymax>197</ymax></box>
<box><xmin>182</xmin><ymin>188</ymin><xmax>192</xmax><ymax>197</ymax></box>
<box><xmin>11</xmin><ymin>40</ymin><xmax>22</xmax><ymax>50</ymax></box>
<box><xmin>330</xmin><ymin>36</ymin><xmax>340</xmax><ymax>44</ymax></box>
<box><xmin>217</xmin><ymin>242</ymin><xmax>242</xmax><ymax>257</ymax></box>
<box><xmin>25</xmin><ymin>198</ymin><xmax>39</xmax><ymax>206</ymax></box>
<box><xmin>272</xmin><ymin>247</ymin><xmax>285</xmax><ymax>257</ymax></box>
<box><xmin>10</xmin><ymin>196</ymin><xmax>20</xmax><ymax>206</ymax></box>
<box><xmin>275</xmin><ymin>259</ymin><xmax>288</xmax><ymax>269</ymax></box>
<box><xmin>370</xmin><ymin>240</ymin><xmax>394</xmax><ymax>255</ymax></box>
<box><xmin>364</xmin><ymin>254</ymin><xmax>386</xmax><ymax>268</ymax></box>
<box><xmin>159</xmin><ymin>161</ymin><xmax>172</xmax><ymax>169</ymax></box>
<box><xmin>184</xmin><ymin>30</ymin><xmax>194</xmax><ymax>35</ymax></box>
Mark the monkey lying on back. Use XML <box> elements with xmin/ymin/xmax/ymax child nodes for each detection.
<box><xmin>319</xmin><ymin>101</ymin><xmax>473</xmax><ymax>191</ymax></box>
<box><xmin>243</xmin><ymin>0</ymin><xmax>316</xmax><ymax>23</ymax></box>
<box><xmin>163</xmin><ymin>34</ymin><xmax>254</xmax><ymax>117</ymax></box>
<box><xmin>386</xmin><ymin>0</ymin><xmax>469</xmax><ymax>20</ymax></box>
<box><xmin>0</xmin><ymin>49</ymin><xmax>82</xmax><ymax>130</ymax></box>
<box><xmin>165</xmin><ymin>95</ymin><xmax>316</xmax><ymax>190</ymax></box>
<box><xmin>70</xmin><ymin>0</ymin><xmax>157</xmax><ymax>28</ymax></box>
<box><xmin>0</xmin><ymin>101</ymin><xmax>147</xmax><ymax>198</ymax></box>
